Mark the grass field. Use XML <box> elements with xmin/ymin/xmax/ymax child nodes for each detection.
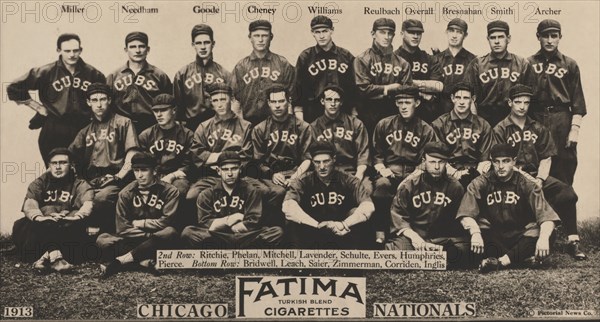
<box><xmin>1</xmin><ymin>219</ymin><xmax>599</xmax><ymax>320</ymax></box>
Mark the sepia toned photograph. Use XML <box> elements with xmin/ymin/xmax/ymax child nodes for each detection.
<box><xmin>1</xmin><ymin>0</ymin><xmax>598</xmax><ymax>320</ymax></box>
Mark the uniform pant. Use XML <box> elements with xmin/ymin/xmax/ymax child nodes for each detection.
<box><xmin>542</xmin><ymin>176</ymin><xmax>578</xmax><ymax>236</ymax></box>
<box><xmin>481</xmin><ymin>230</ymin><xmax>543</xmax><ymax>264</ymax></box>
<box><xmin>38</xmin><ymin>115</ymin><xmax>88</xmax><ymax>164</ymax></box>
<box><xmin>532</xmin><ymin>111</ymin><xmax>577</xmax><ymax>185</ymax></box>
<box><xmin>385</xmin><ymin>235</ymin><xmax>476</xmax><ymax>268</ymax></box>
<box><xmin>12</xmin><ymin>217</ymin><xmax>90</xmax><ymax>263</ymax></box>
<box><xmin>96</xmin><ymin>226</ymin><xmax>179</xmax><ymax>263</ymax></box>
<box><xmin>180</xmin><ymin>226</ymin><xmax>283</xmax><ymax>249</ymax></box>
<box><xmin>372</xmin><ymin>165</ymin><xmax>415</xmax><ymax>240</ymax></box>
<box><xmin>90</xmin><ymin>184</ymin><xmax>121</xmax><ymax>234</ymax></box>
<box><xmin>285</xmin><ymin>221</ymin><xmax>373</xmax><ymax>250</ymax></box>
<box><xmin>255</xmin><ymin>179</ymin><xmax>287</xmax><ymax>227</ymax></box>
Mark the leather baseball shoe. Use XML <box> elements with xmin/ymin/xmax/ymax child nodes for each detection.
<box><xmin>51</xmin><ymin>259</ymin><xmax>74</xmax><ymax>273</ymax></box>
<box><xmin>566</xmin><ymin>241</ymin><xmax>587</xmax><ymax>260</ymax></box>
<box><xmin>479</xmin><ymin>257</ymin><xmax>501</xmax><ymax>273</ymax></box>
<box><xmin>100</xmin><ymin>260</ymin><xmax>122</xmax><ymax>278</ymax></box>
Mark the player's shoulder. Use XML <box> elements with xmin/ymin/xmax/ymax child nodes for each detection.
<box><xmin>146</xmin><ymin>63</ymin><xmax>170</xmax><ymax>77</ymax></box>
<box><xmin>377</xmin><ymin>114</ymin><xmax>398</xmax><ymax>127</ymax></box>
<box><xmin>112</xmin><ymin>113</ymin><xmax>133</xmax><ymax>125</ymax></box>
<box><xmin>118</xmin><ymin>180</ymin><xmax>138</xmax><ymax>197</ymax></box>
<box><xmin>175</xmin><ymin>61</ymin><xmax>197</xmax><ymax>76</ymax></box>
<box><xmin>355</xmin><ymin>47</ymin><xmax>374</xmax><ymax>62</ymax></box>
<box><xmin>335</xmin><ymin>45</ymin><xmax>355</xmax><ymax>58</ymax></box>
<box><xmin>473</xmin><ymin>114</ymin><xmax>492</xmax><ymax>129</ymax></box>
<box><xmin>139</xmin><ymin>124</ymin><xmax>157</xmax><ymax>138</ymax></box>
<box><xmin>297</xmin><ymin>46</ymin><xmax>316</xmax><ymax>60</ymax></box>
<box><xmin>239</xmin><ymin>117</ymin><xmax>252</xmax><ymax>129</ymax></box>
<box><xmin>432</xmin><ymin>113</ymin><xmax>450</xmax><ymax>126</ymax></box>
<box><xmin>270</xmin><ymin>51</ymin><xmax>293</xmax><ymax>66</ymax></box>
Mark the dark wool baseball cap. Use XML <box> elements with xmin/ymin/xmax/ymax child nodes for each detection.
<box><xmin>131</xmin><ymin>152</ymin><xmax>157</xmax><ymax>169</ymax></box>
<box><xmin>191</xmin><ymin>24</ymin><xmax>214</xmax><ymax>41</ymax></box>
<box><xmin>490</xmin><ymin>143</ymin><xmax>518</xmax><ymax>159</ymax></box>
<box><xmin>447</xmin><ymin>18</ymin><xmax>468</xmax><ymax>32</ymax></box>
<box><xmin>309</xmin><ymin>140</ymin><xmax>337</xmax><ymax>158</ymax></box>
<box><xmin>537</xmin><ymin>19</ymin><xmax>561</xmax><ymax>34</ymax></box>
<box><xmin>402</xmin><ymin>19</ymin><xmax>424</xmax><ymax>32</ymax></box>
<box><xmin>487</xmin><ymin>20</ymin><xmax>509</xmax><ymax>34</ymax></box>
<box><xmin>151</xmin><ymin>94</ymin><xmax>176</xmax><ymax>110</ymax></box>
<box><xmin>393</xmin><ymin>85</ymin><xmax>420</xmax><ymax>99</ymax></box>
<box><xmin>509</xmin><ymin>84</ymin><xmax>534</xmax><ymax>99</ymax></box>
<box><xmin>249</xmin><ymin>20</ymin><xmax>272</xmax><ymax>32</ymax></box>
<box><xmin>372</xmin><ymin>18</ymin><xmax>395</xmax><ymax>32</ymax></box>
<box><xmin>217</xmin><ymin>151</ymin><xmax>241</xmax><ymax>166</ymax></box>
<box><xmin>86</xmin><ymin>83</ymin><xmax>111</xmax><ymax>98</ymax></box>
<box><xmin>207</xmin><ymin>83</ymin><xmax>232</xmax><ymax>96</ymax></box>
<box><xmin>47</xmin><ymin>147</ymin><xmax>72</xmax><ymax>162</ymax></box>
<box><xmin>450</xmin><ymin>82</ymin><xmax>474</xmax><ymax>95</ymax></box>
<box><xmin>125</xmin><ymin>31</ymin><xmax>149</xmax><ymax>45</ymax></box>
<box><xmin>311</xmin><ymin>15</ymin><xmax>333</xmax><ymax>30</ymax></box>
<box><xmin>320</xmin><ymin>84</ymin><xmax>345</xmax><ymax>98</ymax></box>
<box><xmin>423</xmin><ymin>142</ymin><xmax>450</xmax><ymax>160</ymax></box>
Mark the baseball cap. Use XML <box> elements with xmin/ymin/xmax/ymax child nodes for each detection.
<box><xmin>450</xmin><ymin>82</ymin><xmax>474</xmax><ymax>95</ymax></box>
<box><xmin>423</xmin><ymin>142</ymin><xmax>450</xmax><ymax>160</ymax></box>
<box><xmin>372</xmin><ymin>18</ymin><xmax>395</xmax><ymax>32</ymax></box>
<box><xmin>393</xmin><ymin>85</ymin><xmax>420</xmax><ymax>99</ymax></box>
<box><xmin>86</xmin><ymin>83</ymin><xmax>111</xmax><ymax>98</ymax></box>
<box><xmin>508</xmin><ymin>84</ymin><xmax>534</xmax><ymax>100</ymax></box>
<box><xmin>309</xmin><ymin>140</ymin><xmax>337</xmax><ymax>158</ymax></box>
<box><xmin>249</xmin><ymin>20</ymin><xmax>272</xmax><ymax>32</ymax></box>
<box><xmin>311</xmin><ymin>15</ymin><xmax>333</xmax><ymax>30</ymax></box>
<box><xmin>537</xmin><ymin>19</ymin><xmax>561</xmax><ymax>34</ymax></box>
<box><xmin>151</xmin><ymin>94</ymin><xmax>176</xmax><ymax>110</ymax></box>
<box><xmin>490</xmin><ymin>143</ymin><xmax>518</xmax><ymax>159</ymax></box>
<box><xmin>217</xmin><ymin>150</ymin><xmax>241</xmax><ymax>166</ymax></box>
<box><xmin>320</xmin><ymin>84</ymin><xmax>345</xmax><ymax>99</ymax></box>
<box><xmin>487</xmin><ymin>20</ymin><xmax>509</xmax><ymax>35</ymax></box>
<box><xmin>47</xmin><ymin>147</ymin><xmax>72</xmax><ymax>162</ymax></box>
<box><xmin>402</xmin><ymin>19</ymin><xmax>424</xmax><ymax>33</ymax></box>
<box><xmin>125</xmin><ymin>31</ymin><xmax>149</xmax><ymax>46</ymax></box>
<box><xmin>191</xmin><ymin>24</ymin><xmax>214</xmax><ymax>41</ymax></box>
<box><xmin>207</xmin><ymin>83</ymin><xmax>232</xmax><ymax>96</ymax></box>
<box><xmin>447</xmin><ymin>18</ymin><xmax>468</xmax><ymax>32</ymax></box>
<box><xmin>131</xmin><ymin>152</ymin><xmax>157</xmax><ymax>169</ymax></box>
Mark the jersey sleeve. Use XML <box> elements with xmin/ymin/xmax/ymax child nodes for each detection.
<box><xmin>159</xmin><ymin>72</ymin><xmax>173</xmax><ymax>95</ymax></box>
<box><xmin>456</xmin><ymin>177</ymin><xmax>484</xmax><ymax>219</ymax></box>
<box><xmin>355</xmin><ymin>119</ymin><xmax>370</xmax><ymax>166</ymax></box>
<box><xmin>354</xmin><ymin>55</ymin><xmax>385</xmax><ymax>98</ymax></box>
<box><xmin>138</xmin><ymin>128</ymin><xmax>150</xmax><ymax>151</ymax></box>
<box><xmin>298</xmin><ymin>122</ymin><xmax>313</xmax><ymax>161</ymax></box>
<box><xmin>418</xmin><ymin>124</ymin><xmax>438</xmax><ymax>159</ymax></box>
<box><xmin>525</xmin><ymin>181</ymin><xmax>561</xmax><ymax>224</ymax></box>
<box><xmin>143</xmin><ymin>187</ymin><xmax>180</xmax><ymax>231</ymax></box>
<box><xmin>348</xmin><ymin>175</ymin><xmax>372</xmax><ymax>205</ymax></box>
<box><xmin>7</xmin><ymin>67</ymin><xmax>45</xmax><ymax>101</ymax></box>
<box><xmin>535</xmin><ymin>125</ymin><xmax>557</xmax><ymax>159</ymax></box>
<box><xmin>172</xmin><ymin>70</ymin><xmax>186</xmax><ymax>109</ymax></box>
<box><xmin>372</xmin><ymin>121</ymin><xmax>387</xmax><ymax>165</ymax></box>
<box><xmin>251</xmin><ymin>124</ymin><xmax>271</xmax><ymax>176</ymax></box>
<box><xmin>116</xmin><ymin>190</ymin><xmax>147</xmax><ymax>238</ymax></box>
<box><xmin>197</xmin><ymin>189</ymin><xmax>216</xmax><ymax>228</ymax></box>
<box><xmin>123</xmin><ymin>118</ymin><xmax>140</xmax><ymax>152</ymax></box>
<box><xmin>464</xmin><ymin>59</ymin><xmax>483</xmax><ymax>106</ymax></box>
<box><xmin>569</xmin><ymin>62</ymin><xmax>587</xmax><ymax>116</ymax></box>
<box><xmin>478</xmin><ymin>121</ymin><xmax>494</xmax><ymax>161</ymax></box>
<box><xmin>190</xmin><ymin>123</ymin><xmax>212</xmax><ymax>168</ymax></box>
<box><xmin>242</xmin><ymin>188</ymin><xmax>262</xmax><ymax>230</ymax></box>
<box><xmin>72</xmin><ymin>180</ymin><xmax>94</xmax><ymax>207</ymax></box>
<box><xmin>284</xmin><ymin>175</ymin><xmax>305</xmax><ymax>203</ymax></box>
<box><xmin>179</xmin><ymin>128</ymin><xmax>196</xmax><ymax>174</ymax></box>
<box><xmin>389</xmin><ymin>182</ymin><xmax>414</xmax><ymax>235</ymax></box>
<box><xmin>428</xmin><ymin>54</ymin><xmax>444</xmax><ymax>82</ymax></box>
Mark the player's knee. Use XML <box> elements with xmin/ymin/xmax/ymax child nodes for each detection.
<box><xmin>95</xmin><ymin>233</ymin><xmax>117</xmax><ymax>249</ymax></box>
<box><xmin>260</xmin><ymin>226</ymin><xmax>284</xmax><ymax>243</ymax></box>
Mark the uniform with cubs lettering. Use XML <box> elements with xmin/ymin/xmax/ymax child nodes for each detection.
<box><xmin>437</xmin><ymin>48</ymin><xmax>476</xmax><ymax>113</ymax></box>
<box><xmin>8</xmin><ymin>56</ymin><xmax>105</xmax><ymax>164</ymax></box>
<box><xmin>173</xmin><ymin>57</ymin><xmax>231</xmax><ymax>131</ymax></box>
<box><xmin>311</xmin><ymin>113</ymin><xmax>370</xmax><ymax>171</ymax></box>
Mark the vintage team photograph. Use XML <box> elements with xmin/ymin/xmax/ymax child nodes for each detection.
<box><xmin>0</xmin><ymin>0</ymin><xmax>598</xmax><ymax>320</ymax></box>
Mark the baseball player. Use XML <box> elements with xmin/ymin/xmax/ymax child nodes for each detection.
<box><xmin>173</xmin><ymin>24</ymin><xmax>232</xmax><ymax>131</ymax></box>
<box><xmin>435</xmin><ymin>18</ymin><xmax>477</xmax><ymax>114</ymax></box>
<box><xmin>372</xmin><ymin>85</ymin><xmax>437</xmax><ymax>243</ymax></box>
<box><xmin>12</xmin><ymin>148</ymin><xmax>93</xmax><ymax>272</ymax></box>
<box><xmin>180</xmin><ymin>151</ymin><xmax>283</xmax><ymax>249</ymax></box>
<box><xmin>385</xmin><ymin>142</ymin><xmax>472</xmax><ymax>268</ymax></box>
<box><xmin>69</xmin><ymin>83</ymin><xmax>139</xmax><ymax>234</ymax></box>
<box><xmin>107</xmin><ymin>32</ymin><xmax>173</xmax><ymax>134</ymax></box>
<box><xmin>97</xmin><ymin>152</ymin><xmax>179</xmax><ymax>278</ymax></box>
<box><xmin>310</xmin><ymin>85</ymin><xmax>370</xmax><ymax>181</ymax></box>
<box><xmin>354</xmin><ymin>18</ymin><xmax>412</xmax><ymax>136</ymax></box>
<box><xmin>7</xmin><ymin>33</ymin><xmax>106</xmax><ymax>164</ymax></box>
<box><xmin>139</xmin><ymin>94</ymin><xmax>194</xmax><ymax>198</ymax></box>
<box><xmin>395</xmin><ymin>19</ymin><xmax>444</xmax><ymax>123</ymax></box>
<box><xmin>231</xmin><ymin>20</ymin><xmax>295</xmax><ymax>125</ymax></box>
<box><xmin>464</xmin><ymin>20</ymin><xmax>537</xmax><ymax>126</ymax></box>
<box><xmin>293</xmin><ymin>15</ymin><xmax>358</xmax><ymax>123</ymax></box>
<box><xmin>282</xmin><ymin>141</ymin><xmax>375</xmax><ymax>249</ymax></box>
<box><xmin>527</xmin><ymin>20</ymin><xmax>586</xmax><ymax>186</ymax></box>
<box><xmin>431</xmin><ymin>82</ymin><xmax>494</xmax><ymax>187</ymax></box>
<box><xmin>457</xmin><ymin>143</ymin><xmax>560</xmax><ymax>272</ymax></box>
<box><xmin>493</xmin><ymin>84</ymin><xmax>586</xmax><ymax>260</ymax></box>
<box><xmin>248</xmin><ymin>85</ymin><xmax>313</xmax><ymax>226</ymax></box>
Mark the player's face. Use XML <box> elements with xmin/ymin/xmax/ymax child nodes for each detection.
<box><xmin>268</xmin><ymin>91</ymin><xmax>289</xmax><ymax>118</ymax></box>
<box><xmin>372</xmin><ymin>29</ymin><xmax>394</xmax><ymax>48</ymax></box>
<box><xmin>487</xmin><ymin>31</ymin><xmax>510</xmax><ymax>54</ymax></box>
<box><xmin>492</xmin><ymin>156</ymin><xmax>516</xmax><ymax>180</ymax></box>
<box><xmin>451</xmin><ymin>90</ymin><xmax>474</xmax><ymax>116</ymax></box>
<box><xmin>87</xmin><ymin>93</ymin><xmax>111</xmax><ymax>120</ymax></box>
<box><xmin>125</xmin><ymin>40</ymin><xmax>149</xmax><ymax>63</ymax></box>
<box><xmin>48</xmin><ymin>155</ymin><xmax>70</xmax><ymax>179</ymax></box>
<box><xmin>509</xmin><ymin>95</ymin><xmax>531</xmax><ymax>117</ymax></box>
<box><xmin>321</xmin><ymin>90</ymin><xmax>342</xmax><ymax>116</ymax></box>
<box><xmin>218</xmin><ymin>163</ymin><xmax>241</xmax><ymax>186</ymax></box>
<box><xmin>395</xmin><ymin>97</ymin><xmax>419</xmax><ymax>120</ymax></box>
<box><xmin>193</xmin><ymin>34</ymin><xmax>214</xmax><ymax>59</ymax></box>
<box><xmin>312</xmin><ymin>153</ymin><xmax>335</xmax><ymax>180</ymax></box>
<box><xmin>152</xmin><ymin>106</ymin><xmax>176</xmax><ymax>127</ymax></box>
<box><xmin>423</xmin><ymin>154</ymin><xmax>447</xmax><ymax>178</ymax></box>
<box><xmin>249</xmin><ymin>30</ymin><xmax>272</xmax><ymax>52</ymax></box>
<box><xmin>446</xmin><ymin>27</ymin><xmax>466</xmax><ymax>47</ymax></box>
<box><xmin>402</xmin><ymin>30</ymin><xmax>422</xmax><ymax>48</ymax></box>
<box><xmin>134</xmin><ymin>167</ymin><xmax>156</xmax><ymax>188</ymax></box>
<box><xmin>210</xmin><ymin>93</ymin><xmax>232</xmax><ymax>116</ymax></box>
<box><xmin>538</xmin><ymin>31</ymin><xmax>561</xmax><ymax>53</ymax></box>
<box><xmin>312</xmin><ymin>27</ymin><xmax>333</xmax><ymax>48</ymax></box>
<box><xmin>58</xmin><ymin>39</ymin><xmax>82</xmax><ymax>67</ymax></box>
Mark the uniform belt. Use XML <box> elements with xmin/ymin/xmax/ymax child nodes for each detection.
<box><xmin>537</xmin><ymin>105</ymin><xmax>570</xmax><ymax>113</ymax></box>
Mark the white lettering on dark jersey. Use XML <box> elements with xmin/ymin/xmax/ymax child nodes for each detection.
<box><xmin>114</xmin><ymin>74</ymin><xmax>157</xmax><ymax>91</ymax></box>
<box><xmin>445</xmin><ymin>127</ymin><xmax>480</xmax><ymax>144</ymax></box>
<box><xmin>52</xmin><ymin>76</ymin><xmax>91</xmax><ymax>91</ymax></box>
<box><xmin>442</xmin><ymin>64</ymin><xmax>465</xmax><ymax>76</ymax></box>
<box><xmin>385</xmin><ymin>130</ymin><xmax>420</xmax><ymax>148</ymax></box>
<box><xmin>316</xmin><ymin>127</ymin><xmax>353</xmax><ymax>141</ymax></box>
<box><xmin>530</xmin><ymin>63</ymin><xmax>567</xmax><ymax>79</ymax></box>
<box><xmin>242</xmin><ymin>67</ymin><xmax>281</xmax><ymax>84</ymax></box>
<box><xmin>486</xmin><ymin>190</ymin><xmax>520</xmax><ymax>205</ymax></box>
<box><xmin>310</xmin><ymin>191</ymin><xmax>345</xmax><ymax>207</ymax></box>
<box><xmin>507</xmin><ymin>130</ymin><xmax>538</xmax><ymax>147</ymax></box>
<box><xmin>412</xmin><ymin>191</ymin><xmax>451</xmax><ymax>208</ymax></box>
<box><xmin>149</xmin><ymin>139</ymin><xmax>184</xmax><ymax>155</ymax></box>
<box><xmin>207</xmin><ymin>129</ymin><xmax>242</xmax><ymax>147</ymax></box>
<box><xmin>44</xmin><ymin>190</ymin><xmax>73</xmax><ymax>203</ymax></box>
<box><xmin>308</xmin><ymin>59</ymin><xmax>348</xmax><ymax>76</ymax></box>
<box><xmin>268</xmin><ymin>130</ymin><xmax>297</xmax><ymax>147</ymax></box>
<box><xmin>213</xmin><ymin>195</ymin><xmax>245</xmax><ymax>212</ymax></box>
<box><xmin>478</xmin><ymin>68</ymin><xmax>520</xmax><ymax>83</ymax></box>
<box><xmin>411</xmin><ymin>62</ymin><xmax>429</xmax><ymax>74</ymax></box>
<box><xmin>184</xmin><ymin>72</ymin><xmax>225</xmax><ymax>89</ymax></box>
<box><xmin>86</xmin><ymin>129</ymin><xmax>116</xmax><ymax>146</ymax></box>
<box><xmin>369</xmin><ymin>62</ymin><xmax>402</xmax><ymax>77</ymax></box>
<box><xmin>133</xmin><ymin>193</ymin><xmax>165</xmax><ymax>210</ymax></box>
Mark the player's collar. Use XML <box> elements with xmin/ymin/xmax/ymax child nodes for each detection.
<box><xmin>489</xmin><ymin>51</ymin><xmax>512</xmax><ymax>62</ymax></box>
<box><xmin>504</xmin><ymin>114</ymin><xmax>535</xmax><ymax>127</ymax></box>
<box><xmin>449</xmin><ymin>109</ymin><xmax>473</xmax><ymax>122</ymax></box>
<box><xmin>270</xmin><ymin>113</ymin><xmax>292</xmax><ymax>123</ymax></box>
<box><xmin>397</xmin><ymin>45</ymin><xmax>423</xmax><ymax>57</ymax></box>
<box><xmin>315</xmin><ymin>42</ymin><xmax>338</xmax><ymax>54</ymax></box>
<box><xmin>371</xmin><ymin>42</ymin><xmax>393</xmax><ymax>56</ymax></box>
<box><xmin>121</xmin><ymin>60</ymin><xmax>152</xmax><ymax>73</ymax></box>
<box><xmin>533</xmin><ymin>49</ymin><xmax>563</xmax><ymax>61</ymax></box>
<box><xmin>195</xmin><ymin>55</ymin><xmax>214</xmax><ymax>66</ymax></box>
<box><xmin>249</xmin><ymin>50</ymin><xmax>273</xmax><ymax>61</ymax></box>
<box><xmin>323</xmin><ymin>112</ymin><xmax>344</xmax><ymax>125</ymax></box>
<box><xmin>442</xmin><ymin>47</ymin><xmax>469</xmax><ymax>58</ymax></box>
<box><xmin>213</xmin><ymin>112</ymin><xmax>237</xmax><ymax>124</ymax></box>
<box><xmin>57</xmin><ymin>56</ymin><xmax>85</xmax><ymax>73</ymax></box>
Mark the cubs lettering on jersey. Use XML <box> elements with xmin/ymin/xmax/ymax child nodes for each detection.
<box><xmin>133</xmin><ymin>193</ymin><xmax>165</xmax><ymax>210</ymax></box>
<box><xmin>268</xmin><ymin>130</ymin><xmax>298</xmax><ymax>147</ymax></box>
<box><xmin>213</xmin><ymin>196</ymin><xmax>245</xmax><ymax>212</ymax></box>
<box><xmin>486</xmin><ymin>190</ymin><xmax>521</xmax><ymax>205</ymax></box>
<box><xmin>43</xmin><ymin>190</ymin><xmax>73</xmax><ymax>203</ymax></box>
<box><xmin>478</xmin><ymin>67</ymin><xmax>520</xmax><ymax>83</ymax></box>
<box><xmin>308</xmin><ymin>59</ymin><xmax>349</xmax><ymax>76</ymax></box>
<box><xmin>370</xmin><ymin>62</ymin><xmax>402</xmax><ymax>77</ymax></box>
<box><xmin>412</xmin><ymin>191</ymin><xmax>451</xmax><ymax>208</ymax></box>
<box><xmin>411</xmin><ymin>61</ymin><xmax>429</xmax><ymax>74</ymax></box>
<box><xmin>316</xmin><ymin>127</ymin><xmax>353</xmax><ymax>141</ymax></box>
<box><xmin>114</xmin><ymin>74</ymin><xmax>158</xmax><ymax>91</ymax></box>
<box><xmin>207</xmin><ymin>129</ymin><xmax>242</xmax><ymax>147</ymax></box>
<box><xmin>242</xmin><ymin>67</ymin><xmax>281</xmax><ymax>84</ymax></box>
<box><xmin>52</xmin><ymin>76</ymin><xmax>91</xmax><ymax>91</ymax></box>
<box><xmin>385</xmin><ymin>130</ymin><xmax>421</xmax><ymax>147</ymax></box>
<box><xmin>310</xmin><ymin>191</ymin><xmax>346</xmax><ymax>207</ymax></box>
<box><xmin>507</xmin><ymin>130</ymin><xmax>538</xmax><ymax>147</ymax></box>
<box><xmin>85</xmin><ymin>129</ymin><xmax>116</xmax><ymax>146</ymax></box>
<box><xmin>530</xmin><ymin>63</ymin><xmax>567</xmax><ymax>78</ymax></box>
<box><xmin>184</xmin><ymin>72</ymin><xmax>226</xmax><ymax>89</ymax></box>
<box><xmin>445</xmin><ymin>128</ymin><xmax>480</xmax><ymax>145</ymax></box>
<box><xmin>149</xmin><ymin>139</ymin><xmax>184</xmax><ymax>155</ymax></box>
<box><xmin>442</xmin><ymin>64</ymin><xmax>466</xmax><ymax>77</ymax></box>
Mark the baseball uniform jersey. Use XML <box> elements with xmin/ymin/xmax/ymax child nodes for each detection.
<box><xmin>139</xmin><ymin>123</ymin><xmax>194</xmax><ymax>176</ymax></box>
<box><xmin>436</xmin><ymin>48</ymin><xmax>477</xmax><ymax>112</ymax></box>
<box><xmin>231</xmin><ymin>51</ymin><xmax>295</xmax><ymax>125</ymax></box>
<box><xmin>311</xmin><ymin>113</ymin><xmax>370</xmax><ymax>169</ymax></box>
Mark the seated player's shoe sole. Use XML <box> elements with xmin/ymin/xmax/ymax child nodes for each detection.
<box><xmin>100</xmin><ymin>260</ymin><xmax>122</xmax><ymax>279</ymax></box>
<box><xmin>51</xmin><ymin>259</ymin><xmax>74</xmax><ymax>273</ymax></box>
<box><xmin>566</xmin><ymin>241</ymin><xmax>587</xmax><ymax>260</ymax></box>
<box><xmin>479</xmin><ymin>257</ymin><xmax>501</xmax><ymax>273</ymax></box>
